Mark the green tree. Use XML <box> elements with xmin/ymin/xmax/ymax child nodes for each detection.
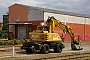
<box><xmin>1</xmin><ymin>12</ymin><xmax>9</xmax><ymax>38</ymax></box>
<box><xmin>2</xmin><ymin>15</ymin><xmax>9</xmax><ymax>30</ymax></box>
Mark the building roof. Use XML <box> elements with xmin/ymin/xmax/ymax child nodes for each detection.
<box><xmin>12</xmin><ymin>3</ymin><xmax>90</xmax><ymax>18</ymax></box>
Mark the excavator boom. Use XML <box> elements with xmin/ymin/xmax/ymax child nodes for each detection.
<box><xmin>21</xmin><ymin>16</ymin><xmax>83</xmax><ymax>54</ymax></box>
<box><xmin>47</xmin><ymin>16</ymin><xmax>83</xmax><ymax>50</ymax></box>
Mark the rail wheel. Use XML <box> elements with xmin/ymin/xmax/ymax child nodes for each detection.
<box><xmin>26</xmin><ymin>48</ymin><xmax>34</xmax><ymax>54</ymax></box>
<box><xmin>40</xmin><ymin>44</ymin><xmax>49</xmax><ymax>54</ymax></box>
<box><xmin>54</xmin><ymin>43</ymin><xmax>62</xmax><ymax>53</ymax></box>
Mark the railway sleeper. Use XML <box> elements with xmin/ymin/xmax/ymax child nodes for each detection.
<box><xmin>69</xmin><ymin>55</ymin><xmax>90</xmax><ymax>59</ymax></box>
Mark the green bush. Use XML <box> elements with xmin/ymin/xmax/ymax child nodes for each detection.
<box><xmin>12</xmin><ymin>39</ymin><xmax>22</xmax><ymax>45</ymax></box>
<box><xmin>9</xmin><ymin>39</ymin><xmax>22</xmax><ymax>45</ymax></box>
<box><xmin>0</xmin><ymin>40</ymin><xmax>6</xmax><ymax>45</ymax></box>
<box><xmin>20</xmin><ymin>40</ymin><xmax>26</xmax><ymax>43</ymax></box>
<box><xmin>6</xmin><ymin>40</ymin><xmax>13</xmax><ymax>45</ymax></box>
<box><xmin>0</xmin><ymin>40</ymin><xmax>18</xmax><ymax>45</ymax></box>
<box><xmin>0</xmin><ymin>30</ymin><xmax>8</xmax><ymax>38</ymax></box>
<box><xmin>0</xmin><ymin>39</ymin><xmax>32</xmax><ymax>45</ymax></box>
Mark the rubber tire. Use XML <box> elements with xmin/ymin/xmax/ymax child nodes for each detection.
<box><xmin>40</xmin><ymin>44</ymin><xmax>49</xmax><ymax>54</ymax></box>
<box><xmin>26</xmin><ymin>49</ymin><xmax>34</xmax><ymax>54</ymax></box>
<box><xmin>54</xmin><ymin>43</ymin><xmax>62</xmax><ymax>53</ymax></box>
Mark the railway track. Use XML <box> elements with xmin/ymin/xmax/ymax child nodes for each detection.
<box><xmin>0</xmin><ymin>50</ymin><xmax>90</xmax><ymax>60</ymax></box>
<box><xmin>0</xmin><ymin>42</ymin><xmax>90</xmax><ymax>60</ymax></box>
<box><xmin>32</xmin><ymin>52</ymin><xmax>90</xmax><ymax>60</ymax></box>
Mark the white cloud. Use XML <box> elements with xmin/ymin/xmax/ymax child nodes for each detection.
<box><xmin>0</xmin><ymin>0</ymin><xmax>90</xmax><ymax>21</ymax></box>
<box><xmin>0</xmin><ymin>0</ymin><xmax>18</xmax><ymax>8</ymax></box>
<box><xmin>16</xmin><ymin>0</ymin><xmax>45</xmax><ymax>6</ymax></box>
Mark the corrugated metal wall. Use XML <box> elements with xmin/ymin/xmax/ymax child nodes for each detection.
<box><xmin>44</xmin><ymin>12</ymin><xmax>90</xmax><ymax>41</ymax></box>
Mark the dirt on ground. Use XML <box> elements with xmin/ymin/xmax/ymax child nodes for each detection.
<box><xmin>0</xmin><ymin>41</ymin><xmax>90</xmax><ymax>60</ymax></box>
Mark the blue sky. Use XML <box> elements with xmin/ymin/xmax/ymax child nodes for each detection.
<box><xmin>0</xmin><ymin>0</ymin><xmax>90</xmax><ymax>21</ymax></box>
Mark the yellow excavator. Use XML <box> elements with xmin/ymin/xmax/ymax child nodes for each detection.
<box><xmin>21</xmin><ymin>16</ymin><xmax>83</xmax><ymax>54</ymax></box>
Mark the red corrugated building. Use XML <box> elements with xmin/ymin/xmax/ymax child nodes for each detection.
<box><xmin>8</xmin><ymin>3</ymin><xmax>90</xmax><ymax>41</ymax></box>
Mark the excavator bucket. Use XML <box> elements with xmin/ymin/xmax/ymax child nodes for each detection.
<box><xmin>71</xmin><ymin>43</ymin><xmax>83</xmax><ymax>50</ymax></box>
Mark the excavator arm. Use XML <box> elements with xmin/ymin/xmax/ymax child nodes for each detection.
<box><xmin>47</xmin><ymin>16</ymin><xmax>83</xmax><ymax>50</ymax></box>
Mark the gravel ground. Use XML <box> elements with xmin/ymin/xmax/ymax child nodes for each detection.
<box><xmin>0</xmin><ymin>41</ymin><xmax>90</xmax><ymax>60</ymax></box>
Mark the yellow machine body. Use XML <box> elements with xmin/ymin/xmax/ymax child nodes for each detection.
<box><xmin>29</xmin><ymin>32</ymin><xmax>62</xmax><ymax>42</ymax></box>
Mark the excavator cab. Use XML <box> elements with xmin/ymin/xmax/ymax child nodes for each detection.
<box><xmin>34</xmin><ymin>25</ymin><xmax>45</xmax><ymax>33</ymax></box>
<box><xmin>36</xmin><ymin>24</ymin><xmax>49</xmax><ymax>33</ymax></box>
<box><xmin>37</xmin><ymin>26</ymin><xmax>43</xmax><ymax>30</ymax></box>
